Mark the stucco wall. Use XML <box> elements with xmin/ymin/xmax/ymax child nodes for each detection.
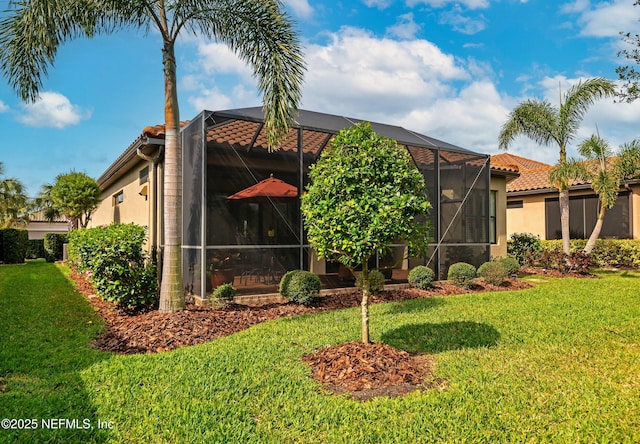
<box><xmin>631</xmin><ymin>184</ymin><xmax>640</xmax><ymax>239</ymax></box>
<box><xmin>508</xmin><ymin>186</ymin><xmax>640</xmax><ymax>241</ymax></box>
<box><xmin>90</xmin><ymin>159</ymin><xmax>151</xmax><ymax>229</ymax></box>
<box><xmin>506</xmin><ymin>194</ymin><xmax>547</xmax><ymax>239</ymax></box>
<box><xmin>490</xmin><ymin>176</ymin><xmax>508</xmax><ymax>258</ymax></box>
<box><xmin>26</xmin><ymin>222</ymin><xmax>68</xmax><ymax>240</ymax></box>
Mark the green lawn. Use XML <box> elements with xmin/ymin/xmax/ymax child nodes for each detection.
<box><xmin>1</xmin><ymin>261</ymin><xmax>639</xmax><ymax>443</ymax></box>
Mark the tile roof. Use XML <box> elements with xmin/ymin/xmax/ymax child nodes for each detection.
<box><xmin>492</xmin><ymin>152</ymin><xmax>601</xmax><ymax>193</ymax></box>
<box><xmin>491</xmin><ymin>153</ymin><xmax>550</xmax><ymax>172</ymax></box>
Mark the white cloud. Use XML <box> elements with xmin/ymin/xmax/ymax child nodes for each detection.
<box><xmin>196</xmin><ymin>42</ymin><xmax>254</xmax><ymax>79</ymax></box>
<box><xmin>17</xmin><ymin>92</ymin><xmax>90</xmax><ymax>128</ymax></box>
<box><xmin>406</xmin><ymin>0</ymin><xmax>489</xmax><ymax>9</ymax></box>
<box><xmin>439</xmin><ymin>8</ymin><xmax>487</xmax><ymax>34</ymax></box>
<box><xmin>386</xmin><ymin>13</ymin><xmax>422</xmax><ymax>39</ymax></box>
<box><xmin>363</xmin><ymin>0</ymin><xmax>394</xmax><ymax>9</ymax></box>
<box><xmin>0</xmin><ymin>100</ymin><xmax>9</xmax><ymax>113</ymax></box>
<box><xmin>301</xmin><ymin>27</ymin><xmax>469</xmax><ymax>117</ymax></box>
<box><xmin>299</xmin><ymin>27</ymin><xmax>517</xmax><ymax>154</ymax></box>
<box><xmin>188</xmin><ymin>85</ymin><xmax>257</xmax><ymax>112</ymax></box>
<box><xmin>565</xmin><ymin>0</ymin><xmax>640</xmax><ymax>38</ymax></box>
<box><xmin>285</xmin><ymin>0</ymin><xmax>314</xmax><ymax>19</ymax></box>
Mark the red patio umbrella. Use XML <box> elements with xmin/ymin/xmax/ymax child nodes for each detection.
<box><xmin>227</xmin><ymin>174</ymin><xmax>297</xmax><ymax>200</ymax></box>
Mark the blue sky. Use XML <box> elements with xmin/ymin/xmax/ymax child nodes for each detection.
<box><xmin>1</xmin><ymin>0</ymin><xmax>640</xmax><ymax>197</ymax></box>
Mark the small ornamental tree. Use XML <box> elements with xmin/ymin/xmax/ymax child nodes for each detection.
<box><xmin>50</xmin><ymin>171</ymin><xmax>100</xmax><ymax>229</ymax></box>
<box><xmin>301</xmin><ymin>122</ymin><xmax>431</xmax><ymax>343</ymax></box>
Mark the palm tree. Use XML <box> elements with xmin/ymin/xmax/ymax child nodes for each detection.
<box><xmin>0</xmin><ymin>162</ymin><xmax>29</xmax><ymax>228</ymax></box>
<box><xmin>0</xmin><ymin>1</ymin><xmax>305</xmax><ymax>312</ymax></box>
<box><xmin>577</xmin><ymin>136</ymin><xmax>640</xmax><ymax>254</ymax></box>
<box><xmin>499</xmin><ymin>78</ymin><xmax>616</xmax><ymax>254</ymax></box>
<box><xmin>33</xmin><ymin>184</ymin><xmax>61</xmax><ymax>224</ymax></box>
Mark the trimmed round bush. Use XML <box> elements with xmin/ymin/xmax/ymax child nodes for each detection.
<box><xmin>355</xmin><ymin>269</ymin><xmax>386</xmax><ymax>293</ymax></box>
<box><xmin>408</xmin><ymin>265</ymin><xmax>435</xmax><ymax>290</ymax></box>
<box><xmin>447</xmin><ymin>262</ymin><xmax>477</xmax><ymax>289</ymax></box>
<box><xmin>477</xmin><ymin>261</ymin><xmax>508</xmax><ymax>286</ymax></box>
<box><xmin>213</xmin><ymin>283</ymin><xmax>236</xmax><ymax>301</ymax></box>
<box><xmin>499</xmin><ymin>256</ymin><xmax>520</xmax><ymax>276</ymax></box>
<box><xmin>286</xmin><ymin>271</ymin><xmax>321</xmax><ymax>306</ymax></box>
<box><xmin>279</xmin><ymin>270</ymin><xmax>301</xmax><ymax>299</ymax></box>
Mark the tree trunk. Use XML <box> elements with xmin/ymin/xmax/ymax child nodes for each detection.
<box><xmin>361</xmin><ymin>261</ymin><xmax>370</xmax><ymax>344</ymax></box>
<box><xmin>158</xmin><ymin>40</ymin><xmax>185</xmax><ymax>312</ymax></box>
<box><xmin>583</xmin><ymin>203</ymin><xmax>606</xmax><ymax>254</ymax></box>
<box><xmin>559</xmin><ymin>188</ymin><xmax>570</xmax><ymax>255</ymax></box>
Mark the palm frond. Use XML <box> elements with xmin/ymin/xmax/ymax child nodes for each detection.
<box><xmin>560</xmin><ymin>78</ymin><xmax>616</xmax><ymax>144</ymax></box>
<box><xmin>615</xmin><ymin>139</ymin><xmax>640</xmax><ymax>180</ymax></box>
<box><xmin>498</xmin><ymin>100</ymin><xmax>559</xmax><ymax>150</ymax></box>
<box><xmin>548</xmin><ymin>158</ymin><xmax>588</xmax><ymax>190</ymax></box>
<box><xmin>188</xmin><ymin>0</ymin><xmax>305</xmax><ymax>149</ymax></box>
<box><xmin>0</xmin><ymin>0</ymin><xmax>146</xmax><ymax>102</ymax></box>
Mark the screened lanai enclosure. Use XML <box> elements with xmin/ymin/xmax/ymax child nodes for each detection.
<box><xmin>182</xmin><ymin>108</ymin><xmax>490</xmax><ymax>298</ymax></box>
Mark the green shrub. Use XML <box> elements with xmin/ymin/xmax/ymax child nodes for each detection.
<box><xmin>355</xmin><ymin>269</ymin><xmax>386</xmax><ymax>293</ymax></box>
<box><xmin>499</xmin><ymin>256</ymin><xmax>520</xmax><ymax>276</ymax></box>
<box><xmin>447</xmin><ymin>262</ymin><xmax>477</xmax><ymax>289</ymax></box>
<box><xmin>408</xmin><ymin>265</ymin><xmax>435</xmax><ymax>290</ymax></box>
<box><xmin>540</xmin><ymin>239</ymin><xmax>640</xmax><ymax>269</ymax></box>
<box><xmin>44</xmin><ymin>233</ymin><xmax>67</xmax><ymax>262</ymax></box>
<box><xmin>279</xmin><ymin>270</ymin><xmax>301</xmax><ymax>299</ymax></box>
<box><xmin>508</xmin><ymin>232</ymin><xmax>542</xmax><ymax>266</ymax></box>
<box><xmin>0</xmin><ymin>229</ymin><xmax>28</xmax><ymax>264</ymax></box>
<box><xmin>213</xmin><ymin>283</ymin><xmax>236</xmax><ymax>301</ymax></box>
<box><xmin>68</xmin><ymin>224</ymin><xmax>158</xmax><ymax>312</ymax></box>
<box><xmin>26</xmin><ymin>239</ymin><xmax>45</xmax><ymax>259</ymax></box>
<box><xmin>477</xmin><ymin>261</ymin><xmax>508</xmax><ymax>286</ymax></box>
<box><xmin>285</xmin><ymin>271</ymin><xmax>321</xmax><ymax>306</ymax></box>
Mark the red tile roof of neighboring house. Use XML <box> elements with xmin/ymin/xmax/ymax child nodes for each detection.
<box><xmin>491</xmin><ymin>152</ymin><xmax>600</xmax><ymax>193</ymax></box>
<box><xmin>491</xmin><ymin>153</ymin><xmax>555</xmax><ymax>192</ymax></box>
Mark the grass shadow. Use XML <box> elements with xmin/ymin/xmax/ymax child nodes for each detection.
<box><xmin>381</xmin><ymin>296</ymin><xmax>446</xmax><ymax>315</ymax></box>
<box><xmin>0</xmin><ymin>261</ymin><xmax>111</xmax><ymax>443</ymax></box>
<box><xmin>593</xmin><ymin>268</ymin><xmax>640</xmax><ymax>279</ymax></box>
<box><xmin>381</xmin><ymin>321</ymin><xmax>501</xmax><ymax>354</ymax></box>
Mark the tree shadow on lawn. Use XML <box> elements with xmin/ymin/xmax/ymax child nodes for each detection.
<box><xmin>381</xmin><ymin>321</ymin><xmax>501</xmax><ymax>354</ymax></box>
<box><xmin>381</xmin><ymin>296</ymin><xmax>446</xmax><ymax>315</ymax></box>
<box><xmin>0</xmin><ymin>261</ymin><xmax>111</xmax><ymax>443</ymax></box>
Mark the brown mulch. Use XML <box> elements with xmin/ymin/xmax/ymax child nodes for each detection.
<box><xmin>303</xmin><ymin>341</ymin><xmax>448</xmax><ymax>400</ymax></box>
<box><xmin>69</xmin><ymin>269</ymin><xmax>533</xmax><ymax>399</ymax></box>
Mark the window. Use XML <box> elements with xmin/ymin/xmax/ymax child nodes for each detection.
<box><xmin>489</xmin><ymin>190</ymin><xmax>497</xmax><ymax>244</ymax></box>
<box><xmin>113</xmin><ymin>190</ymin><xmax>124</xmax><ymax>206</ymax></box>
<box><xmin>507</xmin><ymin>200</ymin><xmax>523</xmax><ymax>209</ymax></box>
<box><xmin>545</xmin><ymin>192</ymin><xmax>630</xmax><ymax>239</ymax></box>
<box><xmin>139</xmin><ymin>166</ymin><xmax>149</xmax><ymax>185</ymax></box>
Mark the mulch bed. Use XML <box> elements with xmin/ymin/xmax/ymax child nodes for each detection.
<box><xmin>69</xmin><ymin>269</ymin><xmax>534</xmax><ymax>399</ymax></box>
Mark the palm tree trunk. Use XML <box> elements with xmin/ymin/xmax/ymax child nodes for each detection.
<box><xmin>583</xmin><ymin>203</ymin><xmax>606</xmax><ymax>254</ymax></box>
<box><xmin>158</xmin><ymin>40</ymin><xmax>185</xmax><ymax>312</ymax></box>
<box><xmin>361</xmin><ymin>261</ymin><xmax>370</xmax><ymax>344</ymax></box>
<box><xmin>559</xmin><ymin>189</ymin><xmax>570</xmax><ymax>255</ymax></box>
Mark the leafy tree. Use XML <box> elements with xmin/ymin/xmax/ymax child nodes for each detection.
<box><xmin>617</xmin><ymin>0</ymin><xmax>640</xmax><ymax>102</ymax></box>
<box><xmin>0</xmin><ymin>0</ymin><xmax>305</xmax><ymax>312</ymax></box>
<box><xmin>301</xmin><ymin>122</ymin><xmax>431</xmax><ymax>344</ymax></box>
<box><xmin>50</xmin><ymin>172</ymin><xmax>100</xmax><ymax>229</ymax></box>
<box><xmin>0</xmin><ymin>162</ymin><xmax>29</xmax><ymax>228</ymax></box>
<box><xmin>498</xmin><ymin>78</ymin><xmax>615</xmax><ymax>254</ymax></box>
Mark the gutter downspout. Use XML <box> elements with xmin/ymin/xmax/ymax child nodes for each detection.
<box><xmin>137</xmin><ymin>145</ymin><xmax>164</xmax><ymax>268</ymax></box>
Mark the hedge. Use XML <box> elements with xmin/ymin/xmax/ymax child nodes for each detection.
<box><xmin>44</xmin><ymin>233</ymin><xmax>68</xmax><ymax>262</ymax></box>
<box><xmin>26</xmin><ymin>239</ymin><xmax>45</xmax><ymax>259</ymax></box>
<box><xmin>68</xmin><ymin>223</ymin><xmax>158</xmax><ymax>311</ymax></box>
<box><xmin>0</xmin><ymin>229</ymin><xmax>28</xmax><ymax>264</ymax></box>
<box><xmin>540</xmin><ymin>239</ymin><xmax>640</xmax><ymax>269</ymax></box>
